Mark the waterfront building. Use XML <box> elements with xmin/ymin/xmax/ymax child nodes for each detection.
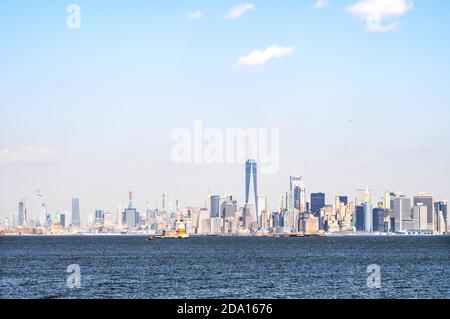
<box><xmin>299</xmin><ymin>212</ymin><xmax>319</xmax><ymax>234</ymax></box>
<box><xmin>257</xmin><ymin>196</ymin><xmax>268</xmax><ymax>222</ymax></box>
<box><xmin>210</xmin><ymin>195</ymin><xmax>220</xmax><ymax>218</ymax></box>
<box><xmin>372</xmin><ymin>208</ymin><xmax>385</xmax><ymax>232</ymax></box>
<box><xmin>290</xmin><ymin>176</ymin><xmax>306</xmax><ymax>212</ymax></box>
<box><xmin>210</xmin><ymin>217</ymin><xmax>223</xmax><ymax>234</ymax></box>
<box><xmin>437</xmin><ymin>211</ymin><xmax>446</xmax><ymax>234</ymax></box>
<box><xmin>221</xmin><ymin>197</ymin><xmax>237</xmax><ymax>218</ymax></box>
<box><xmin>94</xmin><ymin>210</ymin><xmax>105</xmax><ymax>225</ymax></box>
<box><xmin>356</xmin><ymin>205</ymin><xmax>364</xmax><ymax>231</ymax></box>
<box><xmin>103</xmin><ymin>210</ymin><xmax>113</xmax><ymax>227</ymax></box>
<box><xmin>311</xmin><ymin>193</ymin><xmax>325</xmax><ymax>216</ymax></box>
<box><xmin>122</xmin><ymin>207</ymin><xmax>139</xmax><ymax>228</ymax></box>
<box><xmin>321</xmin><ymin>205</ymin><xmax>338</xmax><ymax>232</ymax></box>
<box><xmin>243</xmin><ymin>203</ymin><xmax>257</xmax><ymax>228</ymax></box>
<box><xmin>413</xmin><ymin>193</ymin><xmax>434</xmax><ymax>232</ymax></box>
<box><xmin>18</xmin><ymin>199</ymin><xmax>26</xmax><ymax>226</ymax></box>
<box><xmin>435</xmin><ymin>201</ymin><xmax>448</xmax><ymax>231</ymax></box>
<box><xmin>71</xmin><ymin>198</ymin><xmax>81</xmax><ymax>227</ymax></box>
<box><xmin>197</xmin><ymin>208</ymin><xmax>210</xmax><ymax>234</ymax></box>
<box><xmin>394</xmin><ymin>196</ymin><xmax>412</xmax><ymax>233</ymax></box>
<box><xmin>60</xmin><ymin>213</ymin><xmax>66</xmax><ymax>228</ymax></box>
<box><xmin>363</xmin><ymin>203</ymin><xmax>373</xmax><ymax>232</ymax></box>
<box><xmin>384</xmin><ymin>191</ymin><xmax>396</xmax><ymax>210</ymax></box>
<box><xmin>412</xmin><ymin>204</ymin><xmax>428</xmax><ymax>232</ymax></box>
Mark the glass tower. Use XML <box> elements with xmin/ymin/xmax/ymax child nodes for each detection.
<box><xmin>245</xmin><ymin>159</ymin><xmax>258</xmax><ymax>223</ymax></box>
<box><xmin>72</xmin><ymin>198</ymin><xmax>81</xmax><ymax>227</ymax></box>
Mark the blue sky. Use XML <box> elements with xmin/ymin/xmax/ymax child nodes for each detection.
<box><xmin>1</xmin><ymin>1</ymin><xmax>449</xmax><ymax>221</ymax></box>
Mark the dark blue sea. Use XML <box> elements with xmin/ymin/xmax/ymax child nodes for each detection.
<box><xmin>1</xmin><ymin>236</ymin><xmax>449</xmax><ymax>299</ymax></box>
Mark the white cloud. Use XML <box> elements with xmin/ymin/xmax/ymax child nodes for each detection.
<box><xmin>313</xmin><ymin>0</ymin><xmax>329</xmax><ymax>9</ymax></box>
<box><xmin>186</xmin><ymin>10</ymin><xmax>203</xmax><ymax>20</ymax></box>
<box><xmin>0</xmin><ymin>146</ymin><xmax>58</xmax><ymax>166</ymax></box>
<box><xmin>237</xmin><ymin>45</ymin><xmax>294</xmax><ymax>68</ymax></box>
<box><xmin>225</xmin><ymin>3</ymin><xmax>255</xmax><ymax>19</ymax></box>
<box><xmin>347</xmin><ymin>0</ymin><xmax>413</xmax><ymax>32</ymax></box>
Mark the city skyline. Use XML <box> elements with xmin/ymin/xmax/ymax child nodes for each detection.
<box><xmin>1</xmin><ymin>1</ymin><xmax>450</xmax><ymax>220</ymax></box>
<box><xmin>3</xmin><ymin>156</ymin><xmax>448</xmax><ymax>236</ymax></box>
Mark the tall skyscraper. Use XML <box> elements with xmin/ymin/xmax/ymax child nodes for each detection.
<box><xmin>413</xmin><ymin>193</ymin><xmax>434</xmax><ymax>231</ymax></box>
<box><xmin>384</xmin><ymin>191</ymin><xmax>396</xmax><ymax>210</ymax></box>
<box><xmin>310</xmin><ymin>193</ymin><xmax>325</xmax><ymax>216</ymax></box>
<box><xmin>363</xmin><ymin>203</ymin><xmax>373</xmax><ymax>232</ymax></box>
<box><xmin>413</xmin><ymin>203</ymin><xmax>428</xmax><ymax>232</ymax></box>
<box><xmin>435</xmin><ymin>201</ymin><xmax>448</xmax><ymax>230</ymax></box>
<box><xmin>355</xmin><ymin>205</ymin><xmax>364</xmax><ymax>231</ymax></box>
<box><xmin>394</xmin><ymin>196</ymin><xmax>411</xmax><ymax>232</ymax></box>
<box><xmin>60</xmin><ymin>213</ymin><xmax>66</xmax><ymax>228</ymax></box>
<box><xmin>245</xmin><ymin>159</ymin><xmax>258</xmax><ymax>222</ymax></box>
<box><xmin>72</xmin><ymin>198</ymin><xmax>81</xmax><ymax>227</ymax></box>
<box><xmin>210</xmin><ymin>195</ymin><xmax>220</xmax><ymax>218</ymax></box>
<box><xmin>18</xmin><ymin>199</ymin><xmax>26</xmax><ymax>226</ymax></box>
<box><xmin>122</xmin><ymin>190</ymin><xmax>139</xmax><ymax>228</ymax></box>
<box><xmin>372</xmin><ymin>208</ymin><xmax>385</xmax><ymax>232</ymax></box>
<box><xmin>290</xmin><ymin>176</ymin><xmax>306</xmax><ymax>212</ymax></box>
<box><xmin>94</xmin><ymin>210</ymin><xmax>105</xmax><ymax>225</ymax></box>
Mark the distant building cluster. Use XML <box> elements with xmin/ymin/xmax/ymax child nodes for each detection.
<box><xmin>1</xmin><ymin>160</ymin><xmax>448</xmax><ymax>236</ymax></box>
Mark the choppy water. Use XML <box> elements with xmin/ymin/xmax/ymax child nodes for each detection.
<box><xmin>0</xmin><ymin>236</ymin><xmax>449</xmax><ymax>299</ymax></box>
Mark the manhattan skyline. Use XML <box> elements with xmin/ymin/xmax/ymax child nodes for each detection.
<box><xmin>1</xmin><ymin>0</ymin><xmax>450</xmax><ymax>220</ymax></box>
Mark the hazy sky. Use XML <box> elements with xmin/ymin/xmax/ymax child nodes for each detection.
<box><xmin>1</xmin><ymin>0</ymin><xmax>449</xmax><ymax>222</ymax></box>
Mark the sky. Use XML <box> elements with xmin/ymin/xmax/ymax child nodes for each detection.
<box><xmin>1</xmin><ymin>0</ymin><xmax>449</xmax><ymax>222</ymax></box>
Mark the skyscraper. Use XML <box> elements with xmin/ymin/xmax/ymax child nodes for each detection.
<box><xmin>363</xmin><ymin>203</ymin><xmax>373</xmax><ymax>232</ymax></box>
<box><xmin>210</xmin><ymin>195</ymin><xmax>220</xmax><ymax>218</ymax></box>
<box><xmin>122</xmin><ymin>190</ymin><xmax>139</xmax><ymax>228</ymax></box>
<box><xmin>310</xmin><ymin>193</ymin><xmax>325</xmax><ymax>216</ymax></box>
<box><xmin>413</xmin><ymin>193</ymin><xmax>434</xmax><ymax>231</ymax></box>
<box><xmin>384</xmin><ymin>191</ymin><xmax>396</xmax><ymax>210</ymax></box>
<box><xmin>372</xmin><ymin>208</ymin><xmax>385</xmax><ymax>232</ymax></box>
<box><xmin>245</xmin><ymin>159</ymin><xmax>258</xmax><ymax>222</ymax></box>
<box><xmin>290</xmin><ymin>176</ymin><xmax>306</xmax><ymax>212</ymax></box>
<box><xmin>355</xmin><ymin>205</ymin><xmax>364</xmax><ymax>231</ymax></box>
<box><xmin>394</xmin><ymin>196</ymin><xmax>411</xmax><ymax>232</ymax></box>
<box><xmin>435</xmin><ymin>201</ymin><xmax>448</xmax><ymax>231</ymax></box>
<box><xmin>72</xmin><ymin>198</ymin><xmax>81</xmax><ymax>227</ymax></box>
<box><xmin>413</xmin><ymin>204</ymin><xmax>428</xmax><ymax>232</ymax></box>
<box><xmin>60</xmin><ymin>213</ymin><xmax>66</xmax><ymax>228</ymax></box>
<box><xmin>94</xmin><ymin>210</ymin><xmax>105</xmax><ymax>225</ymax></box>
<box><xmin>18</xmin><ymin>199</ymin><xmax>26</xmax><ymax>226</ymax></box>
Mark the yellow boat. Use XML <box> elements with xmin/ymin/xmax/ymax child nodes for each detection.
<box><xmin>147</xmin><ymin>220</ymin><xmax>189</xmax><ymax>240</ymax></box>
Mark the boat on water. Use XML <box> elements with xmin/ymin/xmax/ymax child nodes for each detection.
<box><xmin>147</xmin><ymin>220</ymin><xmax>189</xmax><ymax>240</ymax></box>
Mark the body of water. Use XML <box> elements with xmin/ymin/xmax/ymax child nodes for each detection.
<box><xmin>1</xmin><ymin>236</ymin><xmax>449</xmax><ymax>299</ymax></box>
